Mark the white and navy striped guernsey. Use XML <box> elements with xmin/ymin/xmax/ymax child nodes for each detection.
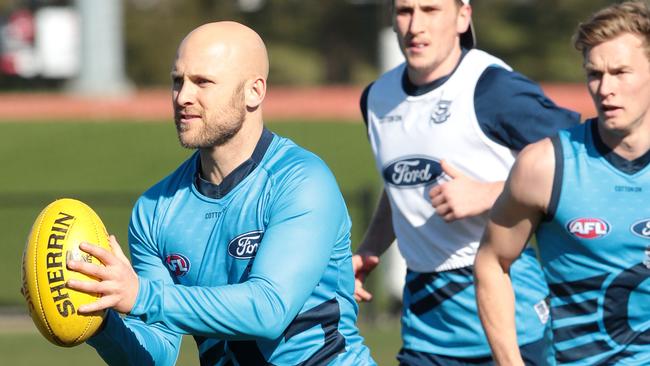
<box><xmin>363</xmin><ymin>49</ymin><xmax>579</xmax><ymax>358</ymax></box>
<box><xmin>367</xmin><ymin>49</ymin><xmax>517</xmax><ymax>272</ymax></box>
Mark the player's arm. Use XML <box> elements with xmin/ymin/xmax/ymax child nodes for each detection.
<box><xmin>86</xmin><ymin>309</ymin><xmax>181</xmax><ymax>366</ymax></box>
<box><xmin>474</xmin><ymin>138</ymin><xmax>554</xmax><ymax>365</ymax></box>
<box><xmin>72</xmin><ymin>197</ymin><xmax>183</xmax><ymax>366</ymax></box>
<box><xmin>353</xmin><ymin>189</ymin><xmax>395</xmax><ymax>301</ymax></box>
<box><xmin>126</xmin><ymin>160</ymin><xmax>348</xmax><ymax>339</ymax></box>
<box><xmin>75</xmin><ymin>158</ymin><xmax>347</xmax><ymax>340</ymax></box>
<box><xmin>355</xmin><ymin>84</ymin><xmax>396</xmax><ymax>300</ymax></box>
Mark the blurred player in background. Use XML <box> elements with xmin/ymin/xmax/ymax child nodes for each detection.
<box><xmin>475</xmin><ymin>1</ymin><xmax>650</xmax><ymax>364</ymax></box>
<box><xmin>354</xmin><ymin>0</ymin><xmax>580</xmax><ymax>364</ymax></box>
<box><xmin>65</xmin><ymin>21</ymin><xmax>376</xmax><ymax>365</ymax></box>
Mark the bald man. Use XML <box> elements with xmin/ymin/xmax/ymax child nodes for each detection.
<box><xmin>66</xmin><ymin>22</ymin><xmax>376</xmax><ymax>365</ymax></box>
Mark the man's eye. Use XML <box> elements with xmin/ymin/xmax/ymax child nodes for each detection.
<box><xmin>587</xmin><ymin>71</ymin><xmax>602</xmax><ymax>79</ymax></box>
<box><xmin>395</xmin><ymin>8</ymin><xmax>411</xmax><ymax>15</ymax></box>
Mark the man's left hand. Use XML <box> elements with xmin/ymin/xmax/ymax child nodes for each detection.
<box><xmin>429</xmin><ymin>160</ymin><xmax>504</xmax><ymax>222</ymax></box>
<box><xmin>66</xmin><ymin>235</ymin><xmax>139</xmax><ymax>314</ymax></box>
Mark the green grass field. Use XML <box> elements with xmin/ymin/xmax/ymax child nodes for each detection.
<box><xmin>0</xmin><ymin>318</ymin><xmax>401</xmax><ymax>365</ymax></box>
<box><xmin>0</xmin><ymin>120</ymin><xmax>400</xmax><ymax>364</ymax></box>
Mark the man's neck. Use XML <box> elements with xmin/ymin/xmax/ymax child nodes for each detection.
<box><xmin>598</xmin><ymin>116</ymin><xmax>650</xmax><ymax>161</ymax></box>
<box><xmin>199</xmin><ymin>121</ymin><xmax>263</xmax><ymax>184</ymax></box>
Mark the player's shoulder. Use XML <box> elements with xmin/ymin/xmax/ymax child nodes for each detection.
<box><xmin>262</xmin><ymin>134</ymin><xmax>335</xmax><ymax>182</ymax></box>
<box><xmin>262</xmin><ymin>134</ymin><xmax>346</xmax><ymax>211</ymax></box>
<box><xmin>476</xmin><ymin>65</ymin><xmax>539</xmax><ymax>96</ymax></box>
<box><xmin>467</xmin><ymin>48</ymin><xmax>509</xmax><ymax>67</ymax></box>
<box><xmin>465</xmin><ymin>50</ymin><xmax>531</xmax><ymax>89</ymax></box>
<box><xmin>517</xmin><ymin>137</ymin><xmax>555</xmax><ymax>167</ymax></box>
<box><xmin>493</xmin><ymin>136</ymin><xmax>557</xmax><ymax>212</ymax></box>
<box><xmin>509</xmin><ymin>138</ymin><xmax>556</xmax><ymax>199</ymax></box>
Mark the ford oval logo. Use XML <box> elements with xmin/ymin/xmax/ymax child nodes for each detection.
<box><xmin>228</xmin><ymin>230</ymin><xmax>264</xmax><ymax>259</ymax></box>
<box><xmin>566</xmin><ymin>218</ymin><xmax>610</xmax><ymax>239</ymax></box>
<box><xmin>383</xmin><ymin>157</ymin><xmax>442</xmax><ymax>187</ymax></box>
<box><xmin>631</xmin><ymin>219</ymin><xmax>650</xmax><ymax>239</ymax></box>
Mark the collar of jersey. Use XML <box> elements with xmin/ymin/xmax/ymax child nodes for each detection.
<box><xmin>401</xmin><ymin>48</ymin><xmax>469</xmax><ymax>97</ymax></box>
<box><xmin>590</xmin><ymin>118</ymin><xmax>650</xmax><ymax>175</ymax></box>
<box><xmin>194</xmin><ymin>127</ymin><xmax>274</xmax><ymax>199</ymax></box>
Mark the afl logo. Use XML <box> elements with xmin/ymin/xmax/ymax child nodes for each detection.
<box><xmin>228</xmin><ymin>230</ymin><xmax>263</xmax><ymax>259</ymax></box>
<box><xmin>383</xmin><ymin>157</ymin><xmax>442</xmax><ymax>187</ymax></box>
<box><xmin>165</xmin><ymin>254</ymin><xmax>191</xmax><ymax>277</ymax></box>
<box><xmin>567</xmin><ymin>218</ymin><xmax>611</xmax><ymax>239</ymax></box>
<box><xmin>631</xmin><ymin>219</ymin><xmax>650</xmax><ymax>239</ymax></box>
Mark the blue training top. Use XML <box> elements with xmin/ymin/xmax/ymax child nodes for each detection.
<box><xmin>87</xmin><ymin>129</ymin><xmax>376</xmax><ymax>366</ymax></box>
<box><xmin>537</xmin><ymin>119</ymin><xmax>650</xmax><ymax>365</ymax></box>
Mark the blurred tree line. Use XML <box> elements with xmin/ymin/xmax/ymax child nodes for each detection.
<box><xmin>123</xmin><ymin>0</ymin><xmax>618</xmax><ymax>86</ymax></box>
<box><xmin>123</xmin><ymin>0</ymin><xmax>384</xmax><ymax>86</ymax></box>
<box><xmin>472</xmin><ymin>0</ymin><xmax>615</xmax><ymax>83</ymax></box>
<box><xmin>0</xmin><ymin>0</ymin><xmax>625</xmax><ymax>87</ymax></box>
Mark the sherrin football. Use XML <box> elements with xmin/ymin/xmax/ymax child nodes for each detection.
<box><xmin>21</xmin><ymin>198</ymin><xmax>111</xmax><ymax>347</ymax></box>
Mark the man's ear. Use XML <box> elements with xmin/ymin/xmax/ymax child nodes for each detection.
<box><xmin>456</xmin><ymin>3</ymin><xmax>472</xmax><ymax>35</ymax></box>
<box><xmin>246</xmin><ymin>77</ymin><xmax>266</xmax><ymax>109</ymax></box>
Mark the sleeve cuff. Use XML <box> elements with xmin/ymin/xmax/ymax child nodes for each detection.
<box><xmin>86</xmin><ymin>309</ymin><xmax>121</xmax><ymax>347</ymax></box>
<box><xmin>129</xmin><ymin>276</ymin><xmax>162</xmax><ymax>324</ymax></box>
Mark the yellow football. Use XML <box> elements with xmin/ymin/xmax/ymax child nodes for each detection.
<box><xmin>21</xmin><ymin>198</ymin><xmax>111</xmax><ymax>347</ymax></box>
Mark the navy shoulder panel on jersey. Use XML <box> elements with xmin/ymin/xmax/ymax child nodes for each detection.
<box><xmin>475</xmin><ymin>66</ymin><xmax>580</xmax><ymax>151</ymax></box>
<box><xmin>360</xmin><ymin>82</ymin><xmax>373</xmax><ymax>127</ymax></box>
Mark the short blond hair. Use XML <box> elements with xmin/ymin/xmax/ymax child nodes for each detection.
<box><xmin>573</xmin><ymin>1</ymin><xmax>650</xmax><ymax>60</ymax></box>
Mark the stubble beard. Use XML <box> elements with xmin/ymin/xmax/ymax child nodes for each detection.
<box><xmin>177</xmin><ymin>85</ymin><xmax>246</xmax><ymax>149</ymax></box>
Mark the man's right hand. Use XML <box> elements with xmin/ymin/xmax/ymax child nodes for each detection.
<box><xmin>352</xmin><ymin>254</ymin><xmax>380</xmax><ymax>302</ymax></box>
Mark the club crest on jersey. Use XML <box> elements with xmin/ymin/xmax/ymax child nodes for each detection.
<box><xmin>228</xmin><ymin>230</ymin><xmax>264</xmax><ymax>259</ymax></box>
<box><xmin>566</xmin><ymin>218</ymin><xmax>611</xmax><ymax>239</ymax></box>
<box><xmin>631</xmin><ymin>219</ymin><xmax>650</xmax><ymax>239</ymax></box>
<box><xmin>383</xmin><ymin>157</ymin><xmax>442</xmax><ymax>187</ymax></box>
<box><xmin>430</xmin><ymin>100</ymin><xmax>452</xmax><ymax>124</ymax></box>
<box><xmin>165</xmin><ymin>254</ymin><xmax>191</xmax><ymax>277</ymax></box>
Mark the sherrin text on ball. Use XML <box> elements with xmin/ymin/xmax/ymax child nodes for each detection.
<box><xmin>21</xmin><ymin>198</ymin><xmax>111</xmax><ymax>347</ymax></box>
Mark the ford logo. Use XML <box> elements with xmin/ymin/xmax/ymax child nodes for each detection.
<box><xmin>228</xmin><ymin>230</ymin><xmax>264</xmax><ymax>259</ymax></box>
<box><xmin>631</xmin><ymin>219</ymin><xmax>650</xmax><ymax>239</ymax></box>
<box><xmin>383</xmin><ymin>157</ymin><xmax>442</xmax><ymax>187</ymax></box>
